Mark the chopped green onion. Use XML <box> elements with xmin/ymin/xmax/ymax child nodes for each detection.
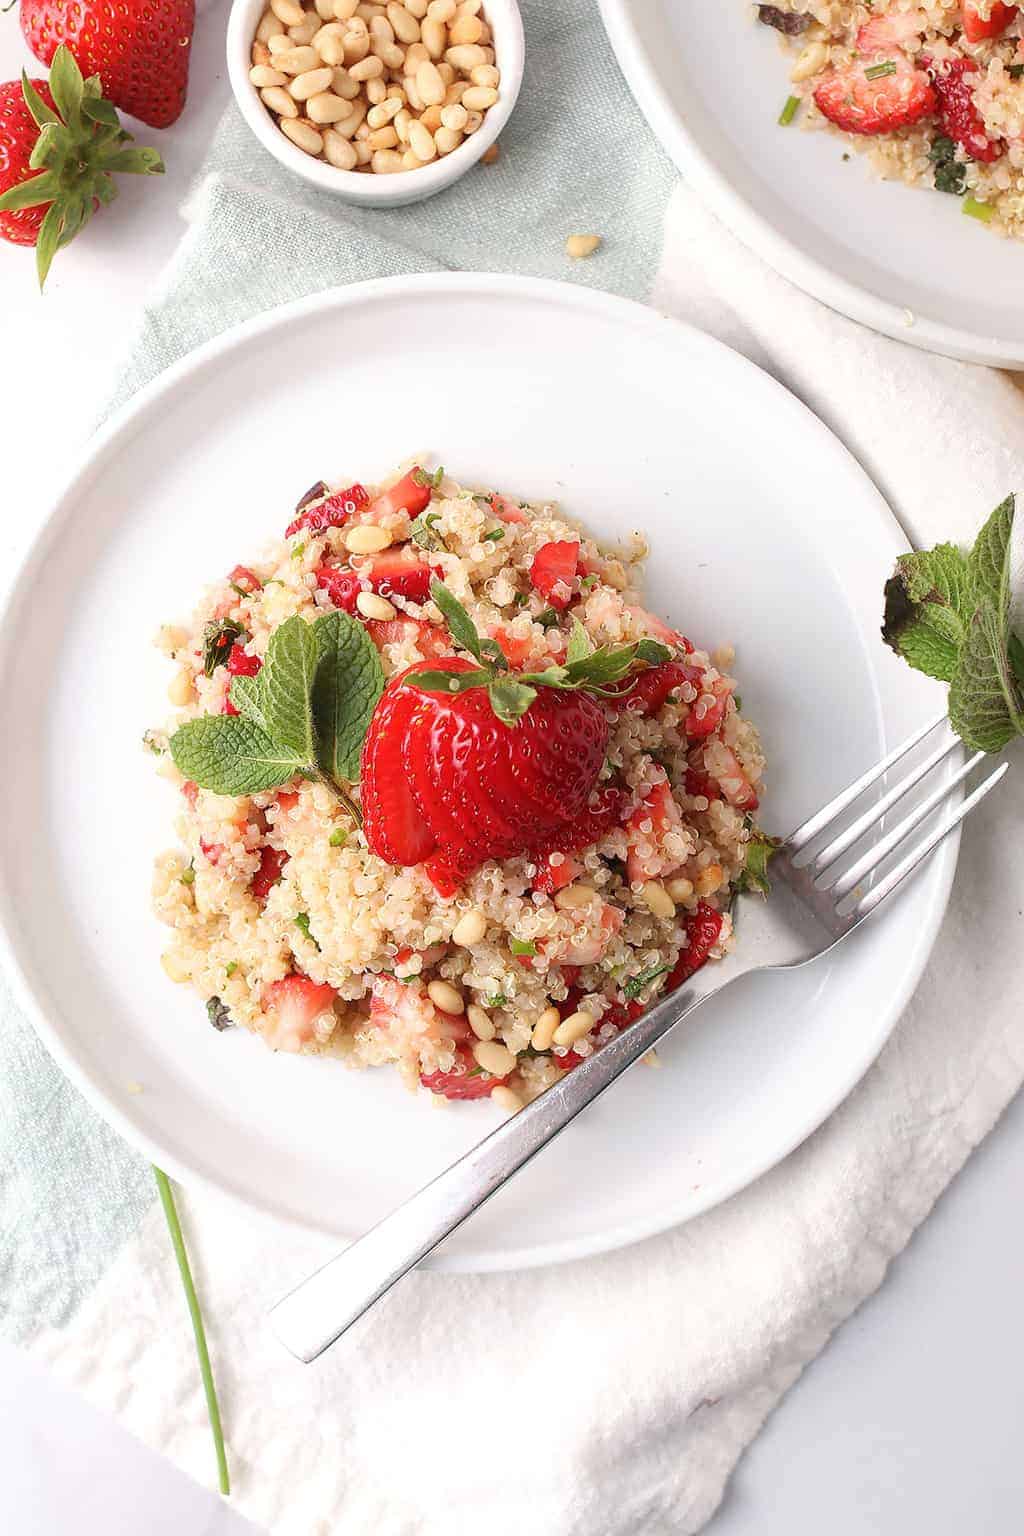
<box><xmin>963</xmin><ymin>194</ymin><xmax>994</xmax><ymax>223</ymax></box>
<box><xmin>579</xmin><ymin>573</ymin><xmax>599</xmax><ymax>592</ymax></box>
<box><xmin>291</xmin><ymin>541</ymin><xmax>307</xmax><ymax>560</ymax></box>
<box><xmin>535</xmin><ymin>607</ymin><xmax>560</xmax><ymax>628</ymax></box>
<box><xmin>778</xmin><ymin>94</ymin><xmax>800</xmax><ymax>126</ymax></box>
<box><xmin>509</xmin><ymin>938</ymin><xmax>537</xmax><ymax>957</ymax></box>
<box><xmin>864</xmin><ymin>60</ymin><xmax>897</xmax><ymax>80</ymax></box>
<box><xmin>180</xmin><ymin>864</ymin><xmax>195</xmax><ymax>886</ymax></box>
<box><xmin>481</xmin><ymin>528</ymin><xmax>505</xmax><ymax>543</ymax></box>
<box><xmin>486</xmin><ymin>993</ymin><xmax>509</xmax><ymax>1008</ymax></box>
<box><xmin>329</xmin><ymin>827</ymin><xmax>348</xmax><ymax>848</ymax></box>
<box><xmin>512</xmin><ymin>592</ymin><xmax>529</xmax><ymax>608</ymax></box>
<box><xmin>225</xmin><ymin>961</ymin><xmax>237</xmax><ymax>978</ymax></box>
<box><xmin>622</xmin><ymin>964</ymin><xmax>670</xmax><ymax>1002</ymax></box>
<box><xmin>294</xmin><ymin>912</ymin><xmax>319</xmax><ymax>949</ymax></box>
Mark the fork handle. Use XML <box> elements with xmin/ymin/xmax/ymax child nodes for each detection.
<box><xmin>269</xmin><ymin>972</ymin><xmax>729</xmax><ymax>1362</ymax></box>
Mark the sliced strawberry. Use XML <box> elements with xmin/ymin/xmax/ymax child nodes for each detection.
<box><xmin>360</xmin><ymin>548</ymin><xmax>439</xmax><ymax>602</ymax></box>
<box><xmin>286</xmin><ymin>483</ymin><xmax>369</xmax><ymax>538</ymax></box>
<box><xmin>181</xmin><ymin>780</ymin><xmax>198</xmax><ymax>808</ymax></box>
<box><xmin>685</xmin><ymin>682</ymin><xmax>729</xmax><ymax>740</ymax></box>
<box><xmin>555</xmin><ymin>996</ymin><xmax>643</xmax><ymax>1070</ymax></box>
<box><xmin>251</xmin><ymin>845</ymin><xmax>288</xmax><ymax>900</ymax></box>
<box><xmin>927</xmin><ymin>56</ymin><xmax>1003</xmax><ymax>161</ymax></box>
<box><xmin>666</xmin><ymin>901</ymin><xmax>724</xmax><ymax>989</ymax></box>
<box><xmin>962</xmin><ymin>0</ymin><xmax>1017</xmax><ymax>42</ymax></box>
<box><xmin>489</xmin><ymin>493</ymin><xmax>528</xmax><ymax>524</ymax></box>
<box><xmin>530</xmin><ymin>541</ymin><xmax>579</xmax><ymax>609</ymax></box>
<box><xmin>361</xmin><ymin>670</ymin><xmax>439</xmax><ymax>867</ymax></box>
<box><xmin>370</xmin><ymin>470</ymin><xmax>431</xmax><ymax>521</ymax></box>
<box><xmin>814</xmin><ymin>56</ymin><xmax>937</xmax><ymax>135</ymax></box>
<box><xmin>623</xmin><ymin>604</ymin><xmax>693</xmax><ymax>654</ymax></box>
<box><xmin>315</xmin><ymin>563</ymin><xmax>362</xmax><ymax>613</ymax></box>
<box><xmin>423</xmin><ymin>852</ymin><xmax>471</xmax><ymax>898</ymax></box>
<box><xmin>371</xmin><ymin>974</ymin><xmax>471</xmax><ymax>1049</ymax></box>
<box><xmin>558</xmin><ymin>901</ymin><xmax>624</xmax><ymax>965</ymax></box>
<box><xmin>262</xmin><ymin>974</ymin><xmax>337</xmax><ymax>1052</ymax></box>
<box><xmin>618</xmin><ymin>660</ymin><xmax>698</xmax><ymax>716</ymax></box>
<box><xmin>710</xmin><ymin>744</ymin><xmax>759</xmax><ymax>812</ymax></box>
<box><xmin>626</xmin><ymin>777</ymin><xmax>685</xmax><ymax>884</ymax></box>
<box><xmin>222</xmin><ymin>694</ymin><xmax>239</xmax><ymax>717</ymax></box>
<box><xmin>856</xmin><ymin>9</ymin><xmax>927</xmax><ymax>52</ymax></box>
<box><xmin>420</xmin><ymin>1043</ymin><xmax>507</xmax><ymax>1099</ymax></box>
<box><xmin>226</xmin><ymin>643</ymin><xmax>261</xmax><ymax>677</ymax></box>
<box><xmin>276</xmin><ymin>790</ymin><xmax>299</xmax><ymax>815</ymax></box>
<box><xmin>533</xmin><ymin>853</ymin><xmax>583</xmax><ymax>894</ymax></box>
<box><xmin>199</xmin><ymin>838</ymin><xmax>224</xmax><ymax>865</ymax></box>
<box><xmin>228</xmin><ymin>565</ymin><xmax>262</xmax><ymax>594</ymax></box>
<box><xmin>684</xmin><ymin>768</ymin><xmax>721</xmax><ymax>803</ymax></box>
<box><xmin>366</xmin><ymin>618</ymin><xmax>451</xmax><ymax>658</ymax></box>
<box><xmin>489</xmin><ymin>624</ymin><xmax>533</xmax><ymax>668</ymax></box>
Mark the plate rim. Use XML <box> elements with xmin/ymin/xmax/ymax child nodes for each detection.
<box><xmin>597</xmin><ymin>0</ymin><xmax>1024</xmax><ymax>370</ymax></box>
<box><xmin>0</xmin><ymin>272</ymin><xmax>958</xmax><ymax>1271</ymax></box>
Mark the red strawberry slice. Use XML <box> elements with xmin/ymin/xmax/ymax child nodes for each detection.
<box><xmin>226</xmin><ymin>643</ymin><xmax>261</xmax><ymax>677</ymax></box>
<box><xmin>251</xmin><ymin>845</ymin><xmax>288</xmax><ymax>900</ymax></box>
<box><xmin>618</xmin><ymin>661</ymin><xmax>698</xmax><ymax>717</ymax></box>
<box><xmin>366</xmin><ymin>618</ymin><xmax>451</xmax><ymax>658</ymax></box>
<box><xmin>276</xmin><ymin>790</ymin><xmax>299</xmax><ymax>814</ymax></box>
<box><xmin>814</xmin><ymin>56</ymin><xmax>937</xmax><ymax>134</ymax></box>
<box><xmin>489</xmin><ymin>493</ymin><xmax>528</xmax><ymax>524</ymax></box>
<box><xmin>370</xmin><ymin>470</ymin><xmax>431</xmax><ymax>521</ymax></box>
<box><xmin>361</xmin><ymin>672</ymin><xmax>439</xmax><ymax>867</ymax></box>
<box><xmin>199</xmin><ymin>838</ymin><xmax>224</xmax><ymax>865</ymax></box>
<box><xmin>927</xmin><ymin>56</ymin><xmax>1002</xmax><ymax>161</ymax></box>
<box><xmin>228</xmin><ymin>565</ymin><xmax>262</xmax><ymax>594</ymax></box>
<box><xmin>532</xmin><ymin>785</ymin><xmax>627</xmax><ymax>871</ymax></box>
<box><xmin>533</xmin><ymin>853</ymin><xmax>583</xmax><ymax>893</ymax></box>
<box><xmin>666</xmin><ymin>901</ymin><xmax>724</xmax><ymax>989</ymax></box>
<box><xmin>712</xmin><ymin>745</ymin><xmax>759</xmax><ymax>812</ymax></box>
<box><xmin>530</xmin><ymin>541</ymin><xmax>579</xmax><ymax>609</ymax></box>
<box><xmin>684</xmin><ymin>767</ymin><xmax>721</xmax><ymax>803</ymax></box>
<box><xmin>360</xmin><ymin>549</ymin><xmax>440</xmax><ymax>602</ymax></box>
<box><xmin>962</xmin><ymin>0</ymin><xmax>1017</xmax><ymax>42</ymax></box>
<box><xmin>420</xmin><ymin>1042</ymin><xmax>508</xmax><ymax>1099</ymax></box>
<box><xmin>685</xmin><ymin>682</ymin><xmax>729</xmax><ymax>739</ymax></box>
<box><xmin>261</xmin><ymin>974</ymin><xmax>337</xmax><ymax>1052</ymax></box>
<box><xmin>489</xmin><ymin>625</ymin><xmax>533</xmax><ymax>668</ymax></box>
<box><xmin>315</xmin><ymin>564</ymin><xmax>362</xmax><ymax>613</ymax></box>
<box><xmin>856</xmin><ymin>10</ymin><xmax>926</xmax><ymax>52</ymax></box>
<box><xmin>626</xmin><ymin>778</ymin><xmax>685</xmax><ymax>884</ymax></box>
<box><xmin>623</xmin><ymin>604</ymin><xmax>694</xmax><ymax>654</ymax></box>
<box><xmin>181</xmin><ymin>780</ymin><xmax>199</xmax><ymax>808</ymax></box>
<box><xmin>286</xmin><ymin>484</ymin><xmax>369</xmax><ymax>538</ymax></box>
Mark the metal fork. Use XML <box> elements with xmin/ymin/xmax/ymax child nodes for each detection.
<box><xmin>269</xmin><ymin>715</ymin><xmax>1007</xmax><ymax>1363</ymax></box>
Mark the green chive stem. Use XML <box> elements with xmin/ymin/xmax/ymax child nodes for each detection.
<box><xmin>778</xmin><ymin>94</ymin><xmax>800</xmax><ymax>126</ymax></box>
<box><xmin>864</xmin><ymin>59</ymin><xmax>897</xmax><ymax>80</ymax></box>
<box><xmin>153</xmin><ymin>1168</ymin><xmax>230</xmax><ymax>1496</ymax></box>
<box><xmin>962</xmin><ymin>194</ymin><xmax>994</xmax><ymax>223</ymax></box>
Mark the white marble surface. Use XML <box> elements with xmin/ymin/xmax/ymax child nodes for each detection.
<box><xmin>1</xmin><ymin>10</ymin><xmax>1022</xmax><ymax>1534</ymax></box>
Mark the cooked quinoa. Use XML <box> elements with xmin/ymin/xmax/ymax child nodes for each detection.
<box><xmin>149</xmin><ymin>465</ymin><xmax>766</xmax><ymax>1110</ymax></box>
<box><xmin>757</xmin><ymin>0</ymin><xmax>1024</xmax><ymax>237</ymax></box>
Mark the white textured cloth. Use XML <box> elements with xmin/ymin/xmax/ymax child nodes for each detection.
<box><xmin>23</xmin><ymin>186</ymin><xmax>1024</xmax><ymax>1536</ymax></box>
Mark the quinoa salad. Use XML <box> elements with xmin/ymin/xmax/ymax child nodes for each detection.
<box><xmin>148</xmin><ymin>464</ymin><xmax>769</xmax><ymax>1113</ymax></box>
<box><xmin>758</xmin><ymin>1</ymin><xmax>1024</xmax><ymax>236</ymax></box>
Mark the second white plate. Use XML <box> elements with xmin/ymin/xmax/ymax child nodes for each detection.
<box><xmin>0</xmin><ymin>275</ymin><xmax>954</xmax><ymax>1270</ymax></box>
<box><xmin>600</xmin><ymin>0</ymin><xmax>1024</xmax><ymax>367</ymax></box>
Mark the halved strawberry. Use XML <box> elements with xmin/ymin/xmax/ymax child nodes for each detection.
<box><xmin>360</xmin><ymin>548</ymin><xmax>439</xmax><ymax>602</ymax></box>
<box><xmin>370</xmin><ymin>470</ymin><xmax>431</xmax><ymax>521</ymax></box>
<box><xmin>286</xmin><ymin>483</ymin><xmax>369</xmax><ymax>538</ymax></box>
<box><xmin>927</xmin><ymin>55</ymin><xmax>1003</xmax><ymax>161</ymax></box>
<box><xmin>361</xmin><ymin>672</ymin><xmax>438</xmax><ymax>867</ymax></box>
<box><xmin>666</xmin><ymin>901</ymin><xmax>724</xmax><ymax>989</ymax></box>
<box><xmin>315</xmin><ymin>564</ymin><xmax>362</xmax><ymax>613</ymax></box>
<box><xmin>261</xmin><ymin>974</ymin><xmax>337</xmax><ymax>1052</ymax></box>
<box><xmin>530</xmin><ymin>541</ymin><xmax>579</xmax><ymax>609</ymax></box>
<box><xmin>962</xmin><ymin>0</ymin><xmax>1017</xmax><ymax>42</ymax></box>
<box><xmin>420</xmin><ymin>1042</ymin><xmax>507</xmax><ymax>1099</ymax></box>
<box><xmin>251</xmin><ymin>845</ymin><xmax>288</xmax><ymax>900</ymax></box>
<box><xmin>226</xmin><ymin>643</ymin><xmax>261</xmax><ymax>677</ymax></box>
<box><xmin>814</xmin><ymin>56</ymin><xmax>937</xmax><ymax>134</ymax></box>
<box><xmin>531</xmin><ymin>785</ymin><xmax>627</xmax><ymax>868</ymax></box>
<box><xmin>856</xmin><ymin>9</ymin><xmax>927</xmax><ymax>52</ymax></box>
<box><xmin>626</xmin><ymin>778</ymin><xmax>685</xmax><ymax>884</ymax></box>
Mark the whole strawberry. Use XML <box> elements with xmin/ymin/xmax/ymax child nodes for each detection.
<box><xmin>21</xmin><ymin>0</ymin><xmax>195</xmax><ymax>129</ymax></box>
<box><xmin>0</xmin><ymin>46</ymin><xmax>163</xmax><ymax>287</ymax></box>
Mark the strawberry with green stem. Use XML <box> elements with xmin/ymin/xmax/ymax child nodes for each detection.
<box><xmin>0</xmin><ymin>45</ymin><xmax>163</xmax><ymax>287</ymax></box>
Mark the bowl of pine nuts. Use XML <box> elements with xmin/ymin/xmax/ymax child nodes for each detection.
<box><xmin>228</xmin><ymin>0</ymin><xmax>523</xmax><ymax>206</ymax></box>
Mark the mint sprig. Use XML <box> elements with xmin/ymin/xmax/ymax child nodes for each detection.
<box><xmin>403</xmin><ymin>579</ymin><xmax>672</xmax><ymax>725</ymax></box>
<box><xmin>883</xmin><ymin>495</ymin><xmax>1024</xmax><ymax>752</ymax></box>
<box><xmin>170</xmin><ymin>612</ymin><xmax>384</xmax><ymax>815</ymax></box>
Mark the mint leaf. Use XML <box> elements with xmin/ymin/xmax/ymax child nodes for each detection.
<box><xmin>487</xmin><ymin>678</ymin><xmax>537</xmax><ymax>724</ymax></box>
<box><xmin>202</xmin><ymin>618</ymin><xmax>244</xmax><ymax>678</ymax></box>
<box><xmin>882</xmin><ymin>544</ymin><xmax>971</xmax><ymax>681</ymax></box>
<box><xmin>566</xmin><ymin>616</ymin><xmax>593</xmax><ymax>666</ymax></box>
<box><xmin>312</xmin><ymin>610</ymin><xmax>385</xmax><ymax>782</ymax></box>
<box><xmin>170</xmin><ymin>715</ymin><xmax>304</xmax><ymax>795</ymax></box>
<box><xmin>410</xmin><ymin>510</ymin><xmax>444</xmax><ymax>551</ymax></box>
<box><xmin>949</xmin><ymin>595</ymin><xmax>1024</xmax><ymax>751</ymax></box>
<box><xmin>229</xmin><ymin>672</ymin><xmax>270</xmax><ymax>734</ymax></box>
<box><xmin>635</xmin><ymin>639</ymin><xmax>672</xmax><ymax>666</ymax></box>
<box><xmin>430</xmin><ymin>579</ymin><xmax>484</xmax><ymax>662</ymax></box>
<box><xmin>738</xmin><ymin>829</ymin><xmax>781</xmax><ymax>895</ymax></box>
<box><xmin>261</xmin><ymin>616</ymin><xmax>319</xmax><ymax>761</ymax></box>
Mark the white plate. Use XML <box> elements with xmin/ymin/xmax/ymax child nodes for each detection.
<box><xmin>0</xmin><ymin>275</ymin><xmax>955</xmax><ymax>1271</ymax></box>
<box><xmin>599</xmin><ymin>0</ymin><xmax>1024</xmax><ymax>367</ymax></box>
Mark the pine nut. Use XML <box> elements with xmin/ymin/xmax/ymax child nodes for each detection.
<box><xmin>167</xmin><ymin>668</ymin><xmax>194</xmax><ymax>706</ymax></box>
<box><xmin>388</xmin><ymin>1</ymin><xmax>420</xmax><ymax>42</ymax></box>
<box><xmin>349</xmin><ymin>51</ymin><xmax>384</xmax><ymax>78</ymax></box>
<box><xmin>403</xmin><ymin>74</ymin><xmax>425</xmax><ymax>109</ymax></box>
<box><xmin>402</xmin><ymin>148</ymin><xmax>425</xmax><ymax>168</ymax></box>
<box><xmin>444</xmin><ymin>79</ymin><xmax>468</xmax><ymax>102</ymax></box>
<box><xmin>252</xmin><ymin>39</ymin><xmax>272</xmax><ymax>64</ymax></box>
<box><xmin>289</xmin><ymin>64</ymin><xmax>334</xmax><ymax>97</ymax></box>
<box><xmin>343</xmin><ymin>26</ymin><xmax>370</xmax><ymax>61</ymax></box>
<box><xmin>406</xmin><ymin>0</ymin><xmax>428</xmax><ymax>15</ymax></box>
<box><xmin>352</xmin><ymin>590</ymin><xmax>394</xmax><ymax>620</ymax></box>
<box><xmin>470</xmin><ymin>62</ymin><xmax>498</xmax><ymax>86</ymax></box>
<box><xmin>307</xmin><ymin>89</ymin><xmax>355</xmax><ymax>121</ymax></box>
<box><xmin>467</xmin><ymin>1004</ymin><xmax>495</xmax><ymax>1040</ymax></box>
<box><xmin>367</xmin><ymin>96</ymin><xmax>402</xmax><ymax>125</ymax></box>
<box><xmin>641</xmin><ymin>880</ymin><xmax>676</xmax><ymax>919</ymax></box>
<box><xmin>666</xmin><ymin>876</ymin><xmax>694</xmax><ymax>904</ymax></box>
<box><xmin>440</xmin><ymin>101</ymin><xmax>467</xmax><ymax>130</ymax></box>
<box><xmin>553</xmin><ymin>1010</ymin><xmax>595</xmax><ymax>1048</ymax></box>
<box><xmin>281</xmin><ymin>116</ymin><xmax>325</xmax><ymax>153</ymax></box>
<box><xmin>251</xmin><ymin>64</ymin><xmax>288</xmax><ymax>86</ymax></box>
<box><xmin>161</xmin><ymin>951</ymin><xmax>192</xmax><ymax>983</ymax></box>
<box><xmin>332</xmin><ymin>64</ymin><xmax>361</xmax><ymax>96</ymax></box>
<box><xmin>435</xmin><ymin>60</ymin><xmax>453</xmax><ymax>84</ymax></box>
<box><xmin>531</xmin><ymin>1006</ymin><xmax>560</xmax><ymax>1051</ymax></box>
<box><xmin>368</xmin><ymin>123</ymin><xmax>399</xmax><ymax>148</ymax></box>
<box><xmin>449</xmin><ymin>13</ymin><xmax>482</xmax><ymax>44</ymax></box>
<box><xmin>346</xmin><ymin>523</ymin><xmax>392</xmax><ymax>553</ymax></box>
<box><xmin>377</xmin><ymin>40</ymin><xmax>407</xmax><ymax>67</ymax></box>
<box><xmin>790</xmin><ymin>40</ymin><xmax>829</xmax><ymax>83</ymax></box>
<box><xmin>427</xmin><ymin>0</ymin><xmax>455</xmax><ymax>18</ymax></box>
<box><xmin>332</xmin><ymin>98</ymin><xmax>367</xmax><ymax>134</ymax></box>
<box><xmin>419</xmin><ymin>103</ymin><xmax>443</xmax><ymax>130</ymax></box>
<box><xmin>452</xmin><ymin>908</ymin><xmax>486</xmax><ymax>946</ymax></box>
<box><xmin>394</xmin><ymin>106</ymin><xmax>412</xmax><ymax>140</ymax></box>
<box><xmin>473</xmin><ymin>1039</ymin><xmax>516</xmax><ymax>1076</ymax></box>
<box><xmin>461</xmin><ymin>83</ymin><xmax>496</xmax><ymax>110</ymax></box>
<box><xmin>334</xmin><ymin>0</ymin><xmax>359</xmax><ymax>12</ymax></box>
<box><xmin>553</xmin><ymin>884</ymin><xmax>598</xmax><ymax>911</ymax></box>
<box><xmin>461</xmin><ymin>108</ymin><xmax>482</xmax><ymax>133</ymax></box>
<box><xmin>416</xmin><ymin>58</ymin><xmax>445</xmax><ymax>104</ymax></box>
<box><xmin>271</xmin><ymin>0</ymin><xmax>306</xmax><ymax>24</ymax></box>
<box><xmin>262</xmin><ymin>83</ymin><xmax>301</xmax><ymax>116</ymax></box>
<box><xmin>315</xmin><ymin>0</ymin><xmax>335</xmax><ymax>16</ymax></box>
<box><xmin>369</xmin><ymin>12</ymin><xmax>395</xmax><ymax>44</ymax></box>
<box><xmin>316</xmin><ymin>31</ymin><xmax>347</xmax><ymax>62</ymax></box>
<box><xmin>428</xmin><ymin>978</ymin><xmax>465</xmax><ymax>1014</ymax></box>
<box><xmin>694</xmin><ymin>864</ymin><xmax>724</xmax><ymax>897</ymax></box>
<box><xmin>268</xmin><ymin>31</ymin><xmax>293</xmax><ymax>50</ymax></box>
<box><xmin>366</xmin><ymin>75</ymin><xmax>387</xmax><ymax>102</ymax></box>
<box><xmin>456</xmin><ymin>0</ymin><xmax>481</xmax><ymax>14</ymax></box>
<box><xmin>257</xmin><ymin>10</ymin><xmax>288</xmax><ymax>42</ymax></box>
<box><xmin>444</xmin><ymin>42</ymin><xmax>486</xmax><ymax>68</ymax></box>
<box><xmin>355</xmin><ymin>137</ymin><xmax>373</xmax><ymax>161</ymax></box>
<box><xmin>434</xmin><ymin>124</ymin><xmax>462</xmax><ymax>153</ymax></box>
<box><xmin>273</xmin><ymin>44</ymin><xmax>320</xmax><ymax>72</ymax></box>
<box><xmin>491</xmin><ymin>1085</ymin><xmax>522</xmax><ymax>1114</ymax></box>
<box><xmin>323</xmin><ymin>128</ymin><xmax>359</xmax><ymax>167</ymax></box>
<box><xmin>288</xmin><ymin>15</ymin><xmax>320</xmax><ymax>43</ymax></box>
<box><xmin>566</xmin><ymin>233</ymin><xmax>602</xmax><ymax>259</ymax></box>
<box><xmin>404</xmin><ymin>39</ymin><xmax>429</xmax><ymax>68</ymax></box>
<box><xmin>420</xmin><ymin>16</ymin><xmax>445</xmax><ymax>56</ymax></box>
